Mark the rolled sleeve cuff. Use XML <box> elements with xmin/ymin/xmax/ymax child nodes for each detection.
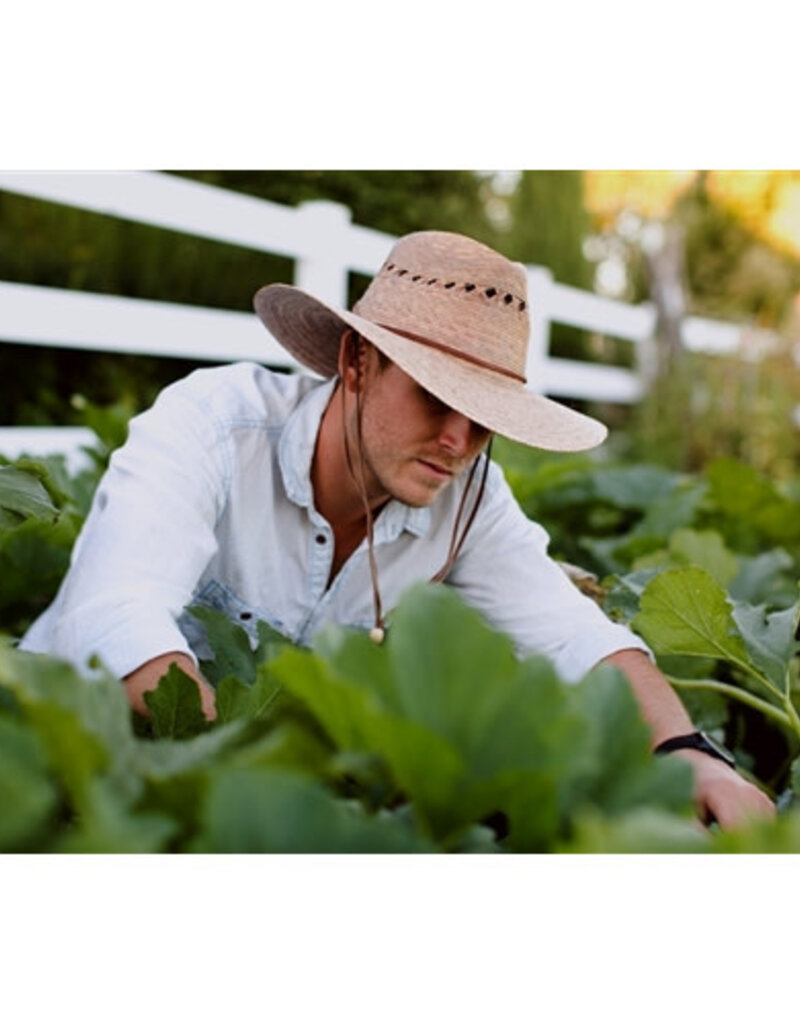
<box><xmin>549</xmin><ymin>624</ymin><xmax>653</xmax><ymax>684</ymax></box>
<box><xmin>54</xmin><ymin>603</ymin><xmax>197</xmax><ymax>680</ymax></box>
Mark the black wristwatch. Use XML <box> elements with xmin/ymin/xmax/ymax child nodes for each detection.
<box><xmin>654</xmin><ymin>730</ymin><xmax>736</xmax><ymax>769</ymax></box>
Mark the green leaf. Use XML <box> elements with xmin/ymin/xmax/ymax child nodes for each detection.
<box><xmin>189</xmin><ymin>605</ymin><xmax>259</xmax><ymax>686</ymax></box>
<box><xmin>732</xmin><ymin>601</ymin><xmax>800</xmax><ymax>693</ymax></box>
<box><xmin>255</xmin><ymin>619</ymin><xmax>293</xmax><ymax>664</ymax></box>
<box><xmin>0</xmin><ymin>715</ymin><xmax>60</xmax><ymax>850</ymax></box>
<box><xmin>272</xmin><ymin>644</ymin><xmax>466</xmax><ymax>837</ymax></box>
<box><xmin>214</xmin><ymin>676</ymin><xmax>254</xmax><ymax>722</ymax></box>
<box><xmin>707</xmin><ymin>810</ymin><xmax>800</xmax><ymax>853</ymax></box>
<box><xmin>134</xmin><ymin>720</ymin><xmax>248</xmax><ymax>781</ymax></box>
<box><xmin>591</xmin><ymin>465</ymin><xmax>682</xmax><ymax>510</ymax></box>
<box><xmin>567</xmin><ymin>664</ymin><xmax>694</xmax><ymax>816</ymax></box>
<box><xmin>192</xmin><ymin>768</ymin><xmax>433</xmax><ymax>853</ymax></box>
<box><xmin>143</xmin><ymin>663</ymin><xmax>209</xmax><ymax>739</ymax></box>
<box><xmin>22</xmin><ymin>700</ymin><xmax>109</xmax><ymax>806</ymax></box>
<box><xmin>0</xmin><ymin>465</ymin><xmax>60</xmax><ymax>522</ymax></box>
<box><xmin>633</xmin><ymin>481</ymin><xmax>707</xmax><ymax>538</ymax></box>
<box><xmin>0</xmin><ymin>642</ymin><xmax>141</xmax><ymax>805</ymax></box>
<box><xmin>54</xmin><ymin>778</ymin><xmax>177</xmax><ymax>854</ymax></box>
<box><xmin>559</xmin><ymin>808</ymin><xmax>710</xmax><ymax>853</ymax></box>
<box><xmin>729</xmin><ymin>548</ymin><xmax>796</xmax><ymax>606</ymax></box>
<box><xmin>0</xmin><ymin>514</ymin><xmax>79</xmax><ymax>613</ymax></box>
<box><xmin>669</xmin><ymin>529</ymin><xmax>739</xmax><ymax>588</ymax></box>
<box><xmin>603</xmin><ymin>569</ymin><xmax>660</xmax><ymax>623</ymax></box>
<box><xmin>275</xmin><ymin>585</ymin><xmax>690</xmax><ymax>850</ymax></box>
<box><xmin>706</xmin><ymin>458</ymin><xmax>800</xmax><ymax>549</ymax></box>
<box><xmin>633</xmin><ymin>567</ymin><xmax>751</xmax><ymax>667</ymax></box>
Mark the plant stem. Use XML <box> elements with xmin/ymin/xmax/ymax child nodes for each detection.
<box><xmin>784</xmin><ymin>693</ymin><xmax>800</xmax><ymax>739</ymax></box>
<box><xmin>667</xmin><ymin>676</ymin><xmax>795</xmax><ymax>734</ymax></box>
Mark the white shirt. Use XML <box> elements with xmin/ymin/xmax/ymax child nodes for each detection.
<box><xmin>21</xmin><ymin>362</ymin><xmax>649</xmax><ymax>682</ymax></box>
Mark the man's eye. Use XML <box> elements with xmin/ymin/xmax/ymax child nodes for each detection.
<box><xmin>419</xmin><ymin>386</ymin><xmax>448</xmax><ymax>413</ymax></box>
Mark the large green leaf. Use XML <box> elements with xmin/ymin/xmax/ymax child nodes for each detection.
<box><xmin>567</xmin><ymin>664</ymin><xmax>694</xmax><ymax>816</ymax></box>
<box><xmin>191</xmin><ymin>768</ymin><xmax>433</xmax><ymax>853</ymax></box>
<box><xmin>54</xmin><ymin>778</ymin><xmax>177</xmax><ymax>854</ymax></box>
<box><xmin>729</xmin><ymin>548</ymin><xmax>796</xmax><ymax>606</ymax></box>
<box><xmin>668</xmin><ymin>529</ymin><xmax>740</xmax><ymax>588</ymax></box>
<box><xmin>559</xmin><ymin>808</ymin><xmax>710</xmax><ymax>854</ymax></box>
<box><xmin>633</xmin><ymin>567</ymin><xmax>751</xmax><ymax>667</ymax></box>
<box><xmin>143</xmin><ymin>663</ymin><xmax>209</xmax><ymax>739</ymax></box>
<box><xmin>22</xmin><ymin>700</ymin><xmax>109</xmax><ymax>806</ymax></box>
<box><xmin>272</xmin><ymin>644</ymin><xmax>467</xmax><ymax>838</ymax></box>
<box><xmin>0</xmin><ymin>715</ymin><xmax>60</xmax><ymax>850</ymax></box>
<box><xmin>0</xmin><ymin>465</ymin><xmax>60</xmax><ymax>523</ymax></box>
<box><xmin>0</xmin><ymin>514</ymin><xmax>79</xmax><ymax>613</ymax></box>
<box><xmin>0</xmin><ymin>643</ymin><xmax>141</xmax><ymax>805</ymax></box>
<box><xmin>214</xmin><ymin>663</ymin><xmax>282</xmax><ymax>723</ymax></box>
<box><xmin>188</xmin><ymin>606</ymin><xmax>292</xmax><ymax>688</ymax></box>
<box><xmin>274</xmin><ymin>585</ymin><xmax>694</xmax><ymax>850</ymax></box>
<box><xmin>731</xmin><ymin>601</ymin><xmax>800</xmax><ymax>693</ymax></box>
<box><xmin>189</xmin><ymin>605</ymin><xmax>260</xmax><ymax>687</ymax></box>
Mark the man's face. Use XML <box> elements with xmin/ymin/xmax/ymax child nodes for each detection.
<box><xmin>354</xmin><ymin>351</ymin><xmax>491</xmax><ymax>508</ymax></box>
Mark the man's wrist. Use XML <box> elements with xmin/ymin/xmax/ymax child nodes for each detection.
<box><xmin>654</xmin><ymin>730</ymin><xmax>736</xmax><ymax>769</ymax></box>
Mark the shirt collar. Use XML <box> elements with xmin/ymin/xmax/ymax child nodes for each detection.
<box><xmin>278</xmin><ymin>377</ymin><xmax>335</xmax><ymax>508</ymax></box>
<box><xmin>278</xmin><ymin>375</ymin><xmax>432</xmax><ymax>540</ymax></box>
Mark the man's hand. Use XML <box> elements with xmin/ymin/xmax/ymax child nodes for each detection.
<box><xmin>123</xmin><ymin>651</ymin><xmax>217</xmax><ymax>722</ymax></box>
<box><xmin>603</xmin><ymin>649</ymin><xmax>775</xmax><ymax>831</ymax></box>
<box><xmin>671</xmin><ymin>748</ymin><xmax>775</xmax><ymax>830</ymax></box>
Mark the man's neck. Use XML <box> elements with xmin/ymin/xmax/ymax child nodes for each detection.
<box><xmin>311</xmin><ymin>383</ymin><xmax>385</xmax><ymax>578</ymax></box>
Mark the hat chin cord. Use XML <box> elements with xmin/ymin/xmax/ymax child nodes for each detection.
<box><xmin>340</xmin><ymin>331</ymin><xmax>492</xmax><ymax>644</ymax></box>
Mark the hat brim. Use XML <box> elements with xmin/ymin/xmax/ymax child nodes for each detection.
<box><xmin>253</xmin><ymin>283</ymin><xmax>607</xmax><ymax>453</ymax></box>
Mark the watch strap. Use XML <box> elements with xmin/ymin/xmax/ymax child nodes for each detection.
<box><xmin>654</xmin><ymin>731</ymin><xmax>736</xmax><ymax>768</ymax></box>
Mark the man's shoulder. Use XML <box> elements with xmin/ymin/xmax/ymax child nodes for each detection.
<box><xmin>158</xmin><ymin>362</ymin><xmax>322</xmax><ymax>424</ymax></box>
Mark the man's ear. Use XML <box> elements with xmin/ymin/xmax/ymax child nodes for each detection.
<box><xmin>337</xmin><ymin>330</ymin><xmax>368</xmax><ymax>392</ymax></box>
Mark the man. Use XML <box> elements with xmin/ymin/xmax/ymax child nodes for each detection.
<box><xmin>21</xmin><ymin>229</ymin><xmax>773</xmax><ymax>829</ymax></box>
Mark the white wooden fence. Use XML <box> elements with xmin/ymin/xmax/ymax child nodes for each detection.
<box><xmin>0</xmin><ymin>171</ymin><xmax>758</xmax><ymax>468</ymax></box>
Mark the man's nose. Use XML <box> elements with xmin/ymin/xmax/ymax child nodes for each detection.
<box><xmin>438</xmin><ymin>411</ymin><xmax>477</xmax><ymax>456</ymax></box>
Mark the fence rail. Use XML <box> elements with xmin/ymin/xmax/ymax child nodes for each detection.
<box><xmin>0</xmin><ymin>171</ymin><xmax>759</xmax><ymax>467</ymax></box>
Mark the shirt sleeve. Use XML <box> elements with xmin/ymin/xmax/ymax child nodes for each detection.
<box><xmin>25</xmin><ymin>378</ymin><xmax>229</xmax><ymax>678</ymax></box>
<box><xmin>449</xmin><ymin>462</ymin><xmax>652</xmax><ymax>682</ymax></box>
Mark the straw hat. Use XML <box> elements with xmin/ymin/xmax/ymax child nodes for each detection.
<box><xmin>253</xmin><ymin>230</ymin><xmax>606</xmax><ymax>451</ymax></box>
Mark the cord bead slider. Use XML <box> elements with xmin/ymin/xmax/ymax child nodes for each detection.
<box><xmin>369</xmin><ymin>626</ymin><xmax>385</xmax><ymax>644</ymax></box>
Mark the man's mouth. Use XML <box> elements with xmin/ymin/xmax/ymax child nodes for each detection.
<box><xmin>417</xmin><ymin>458</ymin><xmax>455</xmax><ymax>481</ymax></box>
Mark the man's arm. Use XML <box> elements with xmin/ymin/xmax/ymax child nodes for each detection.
<box><xmin>124</xmin><ymin>652</ymin><xmax>217</xmax><ymax>722</ymax></box>
<box><xmin>604</xmin><ymin>648</ymin><xmax>775</xmax><ymax>829</ymax></box>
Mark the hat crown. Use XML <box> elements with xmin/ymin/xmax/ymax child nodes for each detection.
<box><xmin>353</xmin><ymin>231</ymin><xmax>530</xmax><ymax>382</ymax></box>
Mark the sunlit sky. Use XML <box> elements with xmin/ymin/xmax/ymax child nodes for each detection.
<box><xmin>584</xmin><ymin>170</ymin><xmax>800</xmax><ymax>257</ymax></box>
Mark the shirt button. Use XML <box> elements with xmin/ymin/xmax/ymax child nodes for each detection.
<box><xmin>315</xmin><ymin>533</ymin><xmax>327</xmax><ymax>545</ymax></box>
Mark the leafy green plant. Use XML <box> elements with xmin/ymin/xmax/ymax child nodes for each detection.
<box><xmin>634</xmin><ymin>566</ymin><xmax>800</xmax><ymax>744</ymax></box>
<box><xmin>0</xmin><ymin>583</ymin><xmax>707</xmax><ymax>854</ymax></box>
<box><xmin>4</xmin><ymin>421</ymin><xmax>800</xmax><ymax>851</ymax></box>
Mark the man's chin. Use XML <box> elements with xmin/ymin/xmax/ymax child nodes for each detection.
<box><xmin>390</xmin><ymin>479</ymin><xmax>448</xmax><ymax>509</ymax></box>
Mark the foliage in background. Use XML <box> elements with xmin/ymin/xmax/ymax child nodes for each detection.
<box><xmin>676</xmin><ymin>173</ymin><xmax>800</xmax><ymax>331</ymax></box>
<box><xmin>583</xmin><ymin>173</ymin><xmax>800</xmax><ymax>476</ymax></box>
<box><xmin>621</xmin><ymin>345</ymin><xmax>800</xmax><ymax>477</ymax></box>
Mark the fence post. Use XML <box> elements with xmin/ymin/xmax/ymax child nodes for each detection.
<box><xmin>293</xmin><ymin>200</ymin><xmax>354</xmax><ymax>307</ymax></box>
<box><xmin>525</xmin><ymin>265</ymin><xmax>554</xmax><ymax>393</ymax></box>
